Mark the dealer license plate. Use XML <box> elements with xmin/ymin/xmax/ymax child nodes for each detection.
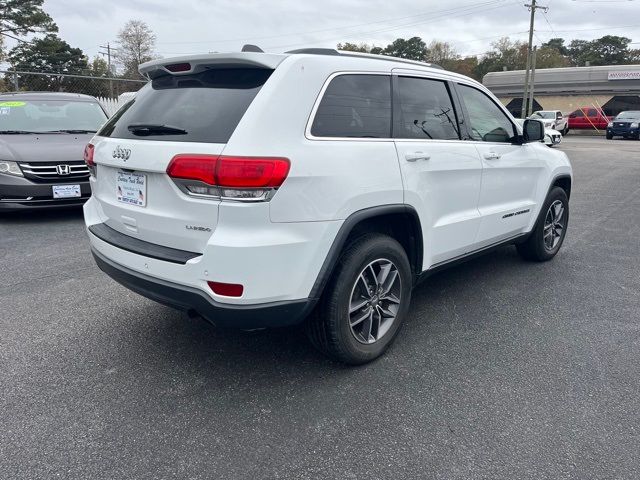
<box><xmin>116</xmin><ymin>171</ymin><xmax>146</xmax><ymax>207</ymax></box>
<box><xmin>52</xmin><ymin>184</ymin><xmax>81</xmax><ymax>199</ymax></box>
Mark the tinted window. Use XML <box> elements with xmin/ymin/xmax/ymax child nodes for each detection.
<box><xmin>395</xmin><ymin>77</ymin><xmax>459</xmax><ymax>140</ymax></box>
<box><xmin>0</xmin><ymin>99</ymin><xmax>106</xmax><ymax>133</ymax></box>
<box><xmin>311</xmin><ymin>75</ymin><xmax>391</xmax><ymax>138</ymax></box>
<box><xmin>98</xmin><ymin>68</ymin><xmax>272</xmax><ymax>143</ymax></box>
<box><xmin>587</xmin><ymin>109</ymin><xmax>597</xmax><ymax>117</ymax></box>
<box><xmin>571</xmin><ymin>110</ymin><xmax>584</xmax><ymax>118</ymax></box>
<box><xmin>458</xmin><ymin>84</ymin><xmax>515</xmax><ymax>143</ymax></box>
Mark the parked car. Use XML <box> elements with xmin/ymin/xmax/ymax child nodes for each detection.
<box><xmin>568</xmin><ymin>107</ymin><xmax>611</xmax><ymax>130</ymax></box>
<box><xmin>606</xmin><ymin>110</ymin><xmax>640</xmax><ymax>140</ymax></box>
<box><xmin>530</xmin><ymin>110</ymin><xmax>568</xmax><ymax>135</ymax></box>
<box><xmin>84</xmin><ymin>48</ymin><xmax>572</xmax><ymax>364</ymax></box>
<box><xmin>516</xmin><ymin>118</ymin><xmax>562</xmax><ymax>147</ymax></box>
<box><xmin>0</xmin><ymin>92</ymin><xmax>108</xmax><ymax>212</ymax></box>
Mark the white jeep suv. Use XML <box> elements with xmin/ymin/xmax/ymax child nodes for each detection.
<box><xmin>83</xmin><ymin>48</ymin><xmax>572</xmax><ymax>364</ymax></box>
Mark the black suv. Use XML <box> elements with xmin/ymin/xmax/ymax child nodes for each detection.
<box><xmin>0</xmin><ymin>92</ymin><xmax>108</xmax><ymax>212</ymax></box>
<box><xmin>606</xmin><ymin>111</ymin><xmax>640</xmax><ymax>140</ymax></box>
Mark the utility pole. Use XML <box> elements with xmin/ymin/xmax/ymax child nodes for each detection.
<box><xmin>528</xmin><ymin>46</ymin><xmax>537</xmax><ymax>117</ymax></box>
<box><xmin>520</xmin><ymin>0</ymin><xmax>548</xmax><ymax>118</ymax></box>
<box><xmin>99</xmin><ymin>42</ymin><xmax>115</xmax><ymax>98</ymax></box>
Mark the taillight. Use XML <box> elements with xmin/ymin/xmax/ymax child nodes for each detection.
<box><xmin>216</xmin><ymin>157</ymin><xmax>290</xmax><ymax>188</ymax></box>
<box><xmin>208</xmin><ymin>281</ymin><xmax>243</xmax><ymax>297</ymax></box>
<box><xmin>84</xmin><ymin>143</ymin><xmax>96</xmax><ymax>176</ymax></box>
<box><xmin>166</xmin><ymin>154</ymin><xmax>217</xmax><ymax>185</ymax></box>
<box><xmin>166</xmin><ymin>155</ymin><xmax>290</xmax><ymax>202</ymax></box>
<box><xmin>84</xmin><ymin>143</ymin><xmax>95</xmax><ymax>166</ymax></box>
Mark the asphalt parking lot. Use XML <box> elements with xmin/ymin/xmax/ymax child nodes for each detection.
<box><xmin>1</xmin><ymin>136</ymin><xmax>639</xmax><ymax>479</ymax></box>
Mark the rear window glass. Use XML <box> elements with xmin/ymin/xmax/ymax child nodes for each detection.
<box><xmin>311</xmin><ymin>74</ymin><xmax>391</xmax><ymax>138</ymax></box>
<box><xmin>395</xmin><ymin>76</ymin><xmax>460</xmax><ymax>140</ymax></box>
<box><xmin>98</xmin><ymin>68</ymin><xmax>272</xmax><ymax>143</ymax></box>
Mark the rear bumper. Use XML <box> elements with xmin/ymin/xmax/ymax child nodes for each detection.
<box><xmin>0</xmin><ymin>175</ymin><xmax>90</xmax><ymax>211</ymax></box>
<box><xmin>92</xmin><ymin>248</ymin><xmax>312</xmax><ymax>328</ymax></box>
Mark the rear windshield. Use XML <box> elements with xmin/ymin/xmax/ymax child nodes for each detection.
<box><xmin>98</xmin><ymin>68</ymin><xmax>273</xmax><ymax>143</ymax></box>
<box><xmin>0</xmin><ymin>99</ymin><xmax>107</xmax><ymax>133</ymax></box>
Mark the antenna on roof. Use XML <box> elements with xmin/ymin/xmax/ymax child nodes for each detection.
<box><xmin>241</xmin><ymin>44</ymin><xmax>264</xmax><ymax>53</ymax></box>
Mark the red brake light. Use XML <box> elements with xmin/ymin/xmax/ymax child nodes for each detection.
<box><xmin>84</xmin><ymin>143</ymin><xmax>95</xmax><ymax>166</ymax></box>
<box><xmin>166</xmin><ymin>155</ymin><xmax>290</xmax><ymax>189</ymax></box>
<box><xmin>208</xmin><ymin>281</ymin><xmax>243</xmax><ymax>297</ymax></box>
<box><xmin>215</xmin><ymin>156</ymin><xmax>290</xmax><ymax>188</ymax></box>
<box><xmin>166</xmin><ymin>154</ymin><xmax>218</xmax><ymax>185</ymax></box>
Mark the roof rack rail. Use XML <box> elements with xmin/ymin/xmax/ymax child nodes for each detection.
<box><xmin>285</xmin><ymin>48</ymin><xmax>340</xmax><ymax>56</ymax></box>
<box><xmin>337</xmin><ymin>50</ymin><xmax>444</xmax><ymax>70</ymax></box>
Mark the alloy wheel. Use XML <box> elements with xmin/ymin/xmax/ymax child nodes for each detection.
<box><xmin>348</xmin><ymin>259</ymin><xmax>402</xmax><ymax>344</ymax></box>
<box><xmin>543</xmin><ymin>200</ymin><xmax>565</xmax><ymax>251</ymax></box>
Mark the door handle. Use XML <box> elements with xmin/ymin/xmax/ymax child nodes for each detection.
<box><xmin>405</xmin><ymin>152</ymin><xmax>431</xmax><ymax>162</ymax></box>
<box><xmin>483</xmin><ymin>152</ymin><xmax>501</xmax><ymax>160</ymax></box>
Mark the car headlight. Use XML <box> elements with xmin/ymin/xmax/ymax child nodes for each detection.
<box><xmin>607</xmin><ymin>122</ymin><xmax>613</xmax><ymax>127</ymax></box>
<box><xmin>0</xmin><ymin>160</ymin><xmax>23</xmax><ymax>176</ymax></box>
<box><xmin>631</xmin><ymin>122</ymin><xmax>639</xmax><ymax>128</ymax></box>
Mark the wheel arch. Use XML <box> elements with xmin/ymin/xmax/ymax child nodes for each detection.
<box><xmin>308</xmin><ymin>205</ymin><xmax>423</xmax><ymax>302</ymax></box>
<box><xmin>551</xmin><ymin>174</ymin><xmax>572</xmax><ymax>199</ymax></box>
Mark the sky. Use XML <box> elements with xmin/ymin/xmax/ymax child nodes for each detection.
<box><xmin>21</xmin><ymin>0</ymin><xmax>640</xmax><ymax>60</ymax></box>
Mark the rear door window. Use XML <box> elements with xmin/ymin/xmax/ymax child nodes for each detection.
<box><xmin>98</xmin><ymin>68</ymin><xmax>273</xmax><ymax>143</ymax></box>
<box><xmin>310</xmin><ymin>74</ymin><xmax>391</xmax><ymax>138</ymax></box>
<box><xmin>394</xmin><ymin>76</ymin><xmax>460</xmax><ymax>140</ymax></box>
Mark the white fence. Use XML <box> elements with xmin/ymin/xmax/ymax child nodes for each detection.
<box><xmin>97</xmin><ymin>97</ymin><xmax>121</xmax><ymax>116</ymax></box>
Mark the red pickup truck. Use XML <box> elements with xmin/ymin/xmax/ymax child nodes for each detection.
<box><xmin>568</xmin><ymin>107</ymin><xmax>612</xmax><ymax>130</ymax></box>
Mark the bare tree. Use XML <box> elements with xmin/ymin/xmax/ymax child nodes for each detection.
<box><xmin>425</xmin><ymin>41</ymin><xmax>459</xmax><ymax>66</ymax></box>
<box><xmin>115</xmin><ymin>19</ymin><xmax>156</xmax><ymax>78</ymax></box>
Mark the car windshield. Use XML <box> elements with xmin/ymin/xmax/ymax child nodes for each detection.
<box><xmin>0</xmin><ymin>99</ymin><xmax>107</xmax><ymax>133</ymax></box>
<box><xmin>615</xmin><ymin>111</ymin><xmax>640</xmax><ymax>120</ymax></box>
<box><xmin>532</xmin><ymin>111</ymin><xmax>555</xmax><ymax>119</ymax></box>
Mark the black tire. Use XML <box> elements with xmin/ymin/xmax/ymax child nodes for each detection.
<box><xmin>517</xmin><ymin>187</ymin><xmax>569</xmax><ymax>262</ymax></box>
<box><xmin>306</xmin><ymin>234</ymin><xmax>412</xmax><ymax>365</ymax></box>
<box><xmin>563</xmin><ymin>127</ymin><xmax>569</xmax><ymax>136</ymax></box>
<box><xmin>606</xmin><ymin>133</ymin><xmax>613</xmax><ymax>139</ymax></box>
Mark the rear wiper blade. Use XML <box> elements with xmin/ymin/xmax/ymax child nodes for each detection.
<box><xmin>0</xmin><ymin>130</ymin><xmax>38</xmax><ymax>134</ymax></box>
<box><xmin>45</xmin><ymin>129</ymin><xmax>97</xmax><ymax>134</ymax></box>
<box><xmin>127</xmin><ymin>123</ymin><xmax>187</xmax><ymax>136</ymax></box>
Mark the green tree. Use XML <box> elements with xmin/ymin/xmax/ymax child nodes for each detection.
<box><xmin>382</xmin><ymin>37</ymin><xmax>427</xmax><ymax>61</ymax></box>
<box><xmin>475</xmin><ymin>37</ymin><xmax>527</xmax><ymax>80</ymax></box>
<box><xmin>447</xmin><ymin>56</ymin><xmax>480</xmax><ymax>80</ymax></box>
<box><xmin>0</xmin><ymin>0</ymin><xmax>57</xmax><ymax>59</ymax></box>
<box><xmin>535</xmin><ymin>45</ymin><xmax>569</xmax><ymax>69</ymax></box>
<box><xmin>116</xmin><ymin>19</ymin><xmax>156</xmax><ymax>78</ymax></box>
<box><xmin>337</xmin><ymin>42</ymin><xmax>371</xmax><ymax>53</ymax></box>
<box><xmin>542</xmin><ymin>38</ymin><xmax>568</xmax><ymax>56</ymax></box>
<box><xmin>7</xmin><ymin>34</ymin><xmax>88</xmax><ymax>90</ymax></box>
<box><xmin>84</xmin><ymin>56</ymin><xmax>112</xmax><ymax>98</ymax></box>
<box><xmin>568</xmin><ymin>36</ymin><xmax>633</xmax><ymax>66</ymax></box>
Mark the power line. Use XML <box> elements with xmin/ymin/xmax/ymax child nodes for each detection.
<box><xmin>267</xmin><ymin>2</ymin><xmax>513</xmax><ymax>50</ymax></box>
<box><xmin>156</xmin><ymin>0</ymin><xmax>508</xmax><ymax>46</ymax></box>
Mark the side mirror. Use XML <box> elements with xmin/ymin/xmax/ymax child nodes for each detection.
<box><xmin>523</xmin><ymin>118</ymin><xmax>544</xmax><ymax>143</ymax></box>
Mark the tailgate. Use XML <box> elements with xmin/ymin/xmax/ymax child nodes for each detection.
<box><xmin>92</xmin><ymin>137</ymin><xmax>223</xmax><ymax>253</ymax></box>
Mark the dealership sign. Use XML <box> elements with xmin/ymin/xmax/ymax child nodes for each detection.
<box><xmin>608</xmin><ymin>71</ymin><xmax>640</xmax><ymax>81</ymax></box>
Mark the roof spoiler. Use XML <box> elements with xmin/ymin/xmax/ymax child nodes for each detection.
<box><xmin>138</xmin><ymin>52</ymin><xmax>287</xmax><ymax>79</ymax></box>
